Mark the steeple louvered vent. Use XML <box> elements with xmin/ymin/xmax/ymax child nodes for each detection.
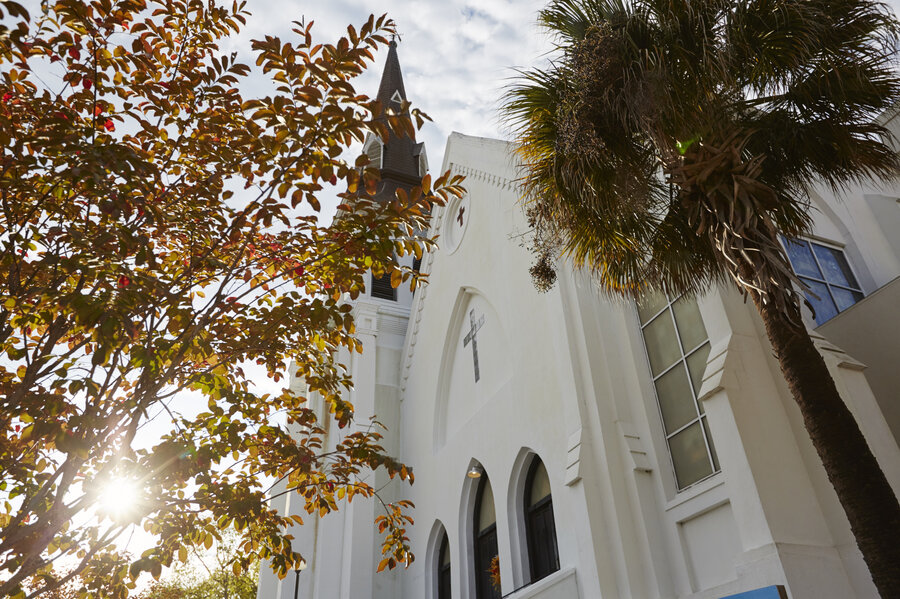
<box><xmin>364</xmin><ymin>139</ymin><xmax>383</xmax><ymax>170</ymax></box>
<box><xmin>371</xmin><ymin>272</ymin><xmax>396</xmax><ymax>301</ymax></box>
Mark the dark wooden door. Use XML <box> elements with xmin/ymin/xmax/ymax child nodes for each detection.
<box><xmin>475</xmin><ymin>525</ymin><xmax>499</xmax><ymax>599</ymax></box>
<box><xmin>438</xmin><ymin>563</ymin><xmax>451</xmax><ymax>599</ymax></box>
<box><xmin>527</xmin><ymin>498</ymin><xmax>559</xmax><ymax>581</ymax></box>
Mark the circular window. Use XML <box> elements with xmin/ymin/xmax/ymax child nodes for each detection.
<box><xmin>443</xmin><ymin>193</ymin><xmax>471</xmax><ymax>255</ymax></box>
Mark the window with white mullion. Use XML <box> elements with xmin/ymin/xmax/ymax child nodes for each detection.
<box><xmin>782</xmin><ymin>237</ymin><xmax>864</xmax><ymax>325</ymax></box>
<box><xmin>638</xmin><ymin>291</ymin><xmax>719</xmax><ymax>490</ymax></box>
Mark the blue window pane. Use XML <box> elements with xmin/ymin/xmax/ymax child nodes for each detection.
<box><xmin>831</xmin><ymin>286</ymin><xmax>864</xmax><ymax>312</ymax></box>
<box><xmin>784</xmin><ymin>239</ymin><xmax>821</xmax><ymax>278</ymax></box>
<box><xmin>811</xmin><ymin>243</ymin><xmax>860</xmax><ymax>289</ymax></box>
<box><xmin>801</xmin><ymin>278</ymin><xmax>838</xmax><ymax>324</ymax></box>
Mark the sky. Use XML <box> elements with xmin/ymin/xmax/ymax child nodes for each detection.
<box><xmin>228</xmin><ymin>0</ymin><xmax>554</xmax><ymax>177</ymax></box>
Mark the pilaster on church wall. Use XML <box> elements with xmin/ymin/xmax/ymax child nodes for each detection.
<box><xmin>691</xmin><ymin>285</ymin><xmax>900</xmax><ymax>597</ymax></box>
<box><xmin>551</xmin><ymin>264</ymin><xmax>671</xmax><ymax>599</ymax></box>
<box><xmin>806</xmin><ymin>333</ymin><xmax>900</xmax><ymax>596</ymax></box>
<box><xmin>808</xmin><ymin>334</ymin><xmax>900</xmax><ymax>495</ymax></box>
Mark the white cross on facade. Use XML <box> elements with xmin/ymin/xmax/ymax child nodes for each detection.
<box><xmin>463</xmin><ymin>309</ymin><xmax>485</xmax><ymax>382</ymax></box>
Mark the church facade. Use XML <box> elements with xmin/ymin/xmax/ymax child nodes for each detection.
<box><xmin>257</xmin><ymin>46</ymin><xmax>900</xmax><ymax>599</ymax></box>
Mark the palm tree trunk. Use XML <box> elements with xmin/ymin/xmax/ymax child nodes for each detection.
<box><xmin>751</xmin><ymin>293</ymin><xmax>900</xmax><ymax>598</ymax></box>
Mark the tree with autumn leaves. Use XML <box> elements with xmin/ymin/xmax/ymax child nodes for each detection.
<box><xmin>0</xmin><ymin>1</ymin><xmax>462</xmax><ymax>597</ymax></box>
<box><xmin>136</xmin><ymin>530</ymin><xmax>258</xmax><ymax>599</ymax></box>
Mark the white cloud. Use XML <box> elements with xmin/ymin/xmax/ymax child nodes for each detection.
<box><xmin>236</xmin><ymin>0</ymin><xmax>553</xmax><ymax>176</ymax></box>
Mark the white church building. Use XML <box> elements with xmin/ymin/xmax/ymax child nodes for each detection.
<box><xmin>257</xmin><ymin>43</ymin><xmax>900</xmax><ymax>599</ymax></box>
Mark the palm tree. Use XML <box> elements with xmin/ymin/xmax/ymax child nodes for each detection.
<box><xmin>503</xmin><ymin>0</ymin><xmax>900</xmax><ymax>595</ymax></box>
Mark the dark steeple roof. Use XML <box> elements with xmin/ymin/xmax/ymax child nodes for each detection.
<box><xmin>376</xmin><ymin>40</ymin><xmax>408</xmax><ymax>112</ymax></box>
<box><xmin>371</xmin><ymin>40</ymin><xmax>424</xmax><ymax>201</ymax></box>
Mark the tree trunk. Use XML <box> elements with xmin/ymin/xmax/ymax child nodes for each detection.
<box><xmin>752</xmin><ymin>293</ymin><xmax>900</xmax><ymax>598</ymax></box>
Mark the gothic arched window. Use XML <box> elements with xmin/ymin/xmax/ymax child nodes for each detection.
<box><xmin>437</xmin><ymin>531</ymin><xmax>451</xmax><ymax>599</ymax></box>
<box><xmin>524</xmin><ymin>458</ymin><xmax>559</xmax><ymax>582</ymax></box>
<box><xmin>474</xmin><ymin>475</ymin><xmax>500</xmax><ymax>599</ymax></box>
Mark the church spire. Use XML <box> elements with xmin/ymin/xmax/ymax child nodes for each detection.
<box><xmin>376</xmin><ymin>39</ymin><xmax>408</xmax><ymax>115</ymax></box>
<box><xmin>365</xmin><ymin>38</ymin><xmax>427</xmax><ymax>199</ymax></box>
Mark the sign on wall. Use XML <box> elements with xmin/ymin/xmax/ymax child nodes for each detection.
<box><xmin>720</xmin><ymin>585</ymin><xmax>788</xmax><ymax>599</ymax></box>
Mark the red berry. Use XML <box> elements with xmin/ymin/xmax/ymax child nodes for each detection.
<box><xmin>117</xmin><ymin>275</ymin><xmax>131</xmax><ymax>288</ymax></box>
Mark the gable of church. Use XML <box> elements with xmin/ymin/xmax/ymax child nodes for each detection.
<box><xmin>433</xmin><ymin>288</ymin><xmax>513</xmax><ymax>451</ymax></box>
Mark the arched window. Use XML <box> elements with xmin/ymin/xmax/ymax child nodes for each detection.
<box><xmin>474</xmin><ymin>475</ymin><xmax>500</xmax><ymax>599</ymax></box>
<box><xmin>524</xmin><ymin>459</ymin><xmax>559</xmax><ymax>582</ymax></box>
<box><xmin>782</xmin><ymin>237</ymin><xmax>864</xmax><ymax>324</ymax></box>
<box><xmin>437</xmin><ymin>532</ymin><xmax>451</xmax><ymax>599</ymax></box>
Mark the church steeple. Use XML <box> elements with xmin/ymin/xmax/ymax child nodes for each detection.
<box><xmin>376</xmin><ymin>39</ymin><xmax>408</xmax><ymax>113</ymax></box>
<box><xmin>364</xmin><ymin>39</ymin><xmax>427</xmax><ymax>201</ymax></box>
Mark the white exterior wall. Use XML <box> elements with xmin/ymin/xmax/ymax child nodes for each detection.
<box><xmin>258</xmin><ymin>132</ymin><xmax>900</xmax><ymax>599</ymax></box>
<box><xmin>257</xmin><ymin>275</ymin><xmax>414</xmax><ymax>599</ymax></box>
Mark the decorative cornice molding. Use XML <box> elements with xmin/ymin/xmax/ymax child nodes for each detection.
<box><xmin>399</xmin><ymin>180</ymin><xmax>444</xmax><ymax>395</ymax></box>
<box><xmin>450</xmin><ymin>162</ymin><xmax>517</xmax><ymax>191</ymax></box>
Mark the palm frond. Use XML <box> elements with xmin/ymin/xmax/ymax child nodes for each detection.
<box><xmin>504</xmin><ymin>0</ymin><xmax>900</xmax><ymax>303</ymax></box>
<box><xmin>538</xmin><ymin>0</ymin><xmax>630</xmax><ymax>45</ymax></box>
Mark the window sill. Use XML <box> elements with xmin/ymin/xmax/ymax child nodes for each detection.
<box><xmin>503</xmin><ymin>567</ymin><xmax>576</xmax><ymax>599</ymax></box>
<box><xmin>664</xmin><ymin>472</ymin><xmax>726</xmax><ymax>520</ymax></box>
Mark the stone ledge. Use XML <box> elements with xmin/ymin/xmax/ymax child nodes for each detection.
<box><xmin>504</xmin><ymin>567</ymin><xmax>578</xmax><ymax>599</ymax></box>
